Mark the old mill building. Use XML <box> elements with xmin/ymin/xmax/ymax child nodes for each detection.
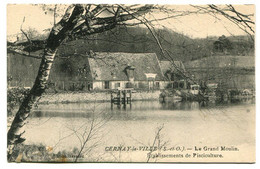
<box><xmin>7</xmin><ymin>51</ymin><xmax>187</xmax><ymax>91</ymax></box>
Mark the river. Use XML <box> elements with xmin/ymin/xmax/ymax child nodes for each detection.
<box><xmin>22</xmin><ymin>99</ymin><xmax>255</xmax><ymax>162</ymax></box>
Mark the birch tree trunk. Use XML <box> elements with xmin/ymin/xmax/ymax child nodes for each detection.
<box><xmin>7</xmin><ymin>4</ymin><xmax>154</xmax><ymax>160</ymax></box>
<box><xmin>7</xmin><ymin>4</ymin><xmax>84</xmax><ymax>159</ymax></box>
<box><xmin>7</xmin><ymin>48</ymin><xmax>57</xmax><ymax>156</ymax></box>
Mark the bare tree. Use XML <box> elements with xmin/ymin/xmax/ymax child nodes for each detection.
<box><xmin>72</xmin><ymin>111</ymin><xmax>112</xmax><ymax>162</ymax></box>
<box><xmin>146</xmin><ymin>124</ymin><xmax>169</xmax><ymax>162</ymax></box>
<box><xmin>7</xmin><ymin>4</ymin><xmax>156</xmax><ymax>159</ymax></box>
<box><xmin>191</xmin><ymin>5</ymin><xmax>255</xmax><ymax>41</ymax></box>
<box><xmin>7</xmin><ymin>4</ymin><xmax>255</xmax><ymax>159</ymax></box>
<box><xmin>48</xmin><ymin>105</ymin><xmax>112</xmax><ymax>162</ymax></box>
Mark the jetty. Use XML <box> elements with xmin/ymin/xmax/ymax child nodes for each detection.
<box><xmin>111</xmin><ymin>88</ymin><xmax>133</xmax><ymax>105</ymax></box>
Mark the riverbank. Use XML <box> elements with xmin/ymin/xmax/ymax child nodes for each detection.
<box><xmin>9</xmin><ymin>143</ymin><xmax>82</xmax><ymax>162</ymax></box>
<box><xmin>38</xmin><ymin>90</ymin><xmax>161</xmax><ymax>104</ymax></box>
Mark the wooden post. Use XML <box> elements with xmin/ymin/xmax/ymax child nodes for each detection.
<box><xmin>119</xmin><ymin>90</ymin><xmax>121</xmax><ymax>106</ymax></box>
<box><xmin>129</xmin><ymin>101</ymin><xmax>132</xmax><ymax>109</ymax></box>
<box><xmin>153</xmin><ymin>81</ymin><xmax>155</xmax><ymax>92</ymax></box>
<box><xmin>111</xmin><ymin>102</ymin><xmax>114</xmax><ymax>110</ymax></box>
<box><xmin>184</xmin><ymin>80</ymin><xmax>187</xmax><ymax>89</ymax></box>
<box><xmin>62</xmin><ymin>81</ymin><xmax>65</xmax><ymax>90</ymax></box>
<box><xmin>123</xmin><ymin>90</ymin><xmax>127</xmax><ymax>104</ymax></box>
<box><xmin>130</xmin><ymin>89</ymin><xmax>132</xmax><ymax>103</ymax></box>
<box><xmin>111</xmin><ymin>92</ymin><xmax>114</xmax><ymax>110</ymax></box>
<box><xmin>123</xmin><ymin>102</ymin><xmax>126</xmax><ymax>110</ymax></box>
<box><xmin>111</xmin><ymin>92</ymin><xmax>113</xmax><ymax>103</ymax></box>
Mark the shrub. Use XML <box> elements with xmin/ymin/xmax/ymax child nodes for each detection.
<box><xmin>9</xmin><ymin>143</ymin><xmax>82</xmax><ymax>162</ymax></box>
<box><xmin>7</xmin><ymin>87</ymin><xmax>30</xmax><ymax>116</ymax></box>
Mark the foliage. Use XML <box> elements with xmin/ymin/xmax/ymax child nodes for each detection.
<box><xmin>7</xmin><ymin>87</ymin><xmax>30</xmax><ymax>116</ymax></box>
<box><xmin>68</xmin><ymin>83</ymin><xmax>86</xmax><ymax>91</ymax></box>
<box><xmin>229</xmin><ymin>89</ymin><xmax>240</xmax><ymax>97</ymax></box>
<box><xmin>9</xmin><ymin>143</ymin><xmax>81</xmax><ymax>162</ymax></box>
<box><xmin>215</xmin><ymin>81</ymin><xmax>229</xmax><ymax>99</ymax></box>
<box><xmin>7</xmin><ymin>4</ymin><xmax>255</xmax><ymax>159</ymax></box>
<box><xmin>59</xmin><ymin>59</ymin><xmax>75</xmax><ymax>76</ymax></box>
<box><xmin>56</xmin><ymin>27</ymin><xmax>254</xmax><ymax>63</ymax></box>
<box><xmin>213</xmin><ymin>35</ymin><xmax>233</xmax><ymax>52</ymax></box>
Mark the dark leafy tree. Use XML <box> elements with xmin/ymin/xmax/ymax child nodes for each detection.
<box><xmin>214</xmin><ymin>35</ymin><xmax>233</xmax><ymax>53</ymax></box>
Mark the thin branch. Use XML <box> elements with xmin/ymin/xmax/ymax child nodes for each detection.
<box><xmin>74</xmin><ymin>117</ymin><xmax>94</xmax><ymax>162</ymax></box>
<box><xmin>119</xmin><ymin>5</ymin><xmax>197</xmax><ymax>84</ymax></box>
<box><xmin>208</xmin><ymin>5</ymin><xmax>254</xmax><ymax>39</ymax></box>
<box><xmin>53</xmin><ymin>4</ymin><xmax>57</xmax><ymax>25</ymax></box>
<box><xmin>20</xmin><ymin>17</ymin><xmax>32</xmax><ymax>44</ymax></box>
<box><xmin>147</xmin><ymin>124</ymin><xmax>164</xmax><ymax>162</ymax></box>
<box><xmin>228</xmin><ymin>5</ymin><xmax>254</xmax><ymax>32</ymax></box>
<box><xmin>7</xmin><ymin>48</ymin><xmax>42</xmax><ymax>59</ymax></box>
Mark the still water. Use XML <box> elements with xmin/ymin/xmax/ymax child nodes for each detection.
<box><xmin>24</xmin><ymin>99</ymin><xmax>255</xmax><ymax>162</ymax></box>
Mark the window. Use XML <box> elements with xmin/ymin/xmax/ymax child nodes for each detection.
<box><xmin>115</xmin><ymin>82</ymin><xmax>120</xmax><ymax>88</ymax></box>
<box><xmin>138</xmin><ymin>82</ymin><xmax>147</xmax><ymax>89</ymax></box>
<box><xmin>87</xmin><ymin>82</ymin><xmax>93</xmax><ymax>91</ymax></box>
<box><xmin>126</xmin><ymin>82</ymin><xmax>134</xmax><ymax>88</ymax></box>
<box><xmin>104</xmin><ymin>81</ymin><xmax>110</xmax><ymax>89</ymax></box>
<box><xmin>155</xmin><ymin>82</ymin><xmax>160</xmax><ymax>88</ymax></box>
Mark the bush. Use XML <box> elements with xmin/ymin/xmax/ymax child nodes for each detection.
<box><xmin>9</xmin><ymin>143</ymin><xmax>82</xmax><ymax>162</ymax></box>
<box><xmin>7</xmin><ymin>87</ymin><xmax>30</xmax><ymax>116</ymax></box>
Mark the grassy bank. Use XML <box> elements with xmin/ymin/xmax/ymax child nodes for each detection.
<box><xmin>9</xmin><ymin>143</ymin><xmax>83</xmax><ymax>163</ymax></box>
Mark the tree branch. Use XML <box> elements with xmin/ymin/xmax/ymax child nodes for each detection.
<box><xmin>20</xmin><ymin>17</ymin><xmax>32</xmax><ymax>44</ymax></box>
<box><xmin>208</xmin><ymin>5</ymin><xmax>254</xmax><ymax>34</ymax></box>
<box><xmin>7</xmin><ymin>48</ymin><xmax>42</xmax><ymax>59</ymax></box>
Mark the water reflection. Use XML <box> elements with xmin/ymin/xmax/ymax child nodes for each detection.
<box><xmin>24</xmin><ymin>98</ymin><xmax>255</xmax><ymax>161</ymax></box>
<box><xmin>31</xmin><ymin>98</ymin><xmax>255</xmax><ymax>119</ymax></box>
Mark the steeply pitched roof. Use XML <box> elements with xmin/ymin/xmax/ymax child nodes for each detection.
<box><xmin>87</xmin><ymin>52</ymin><xmax>164</xmax><ymax>81</ymax></box>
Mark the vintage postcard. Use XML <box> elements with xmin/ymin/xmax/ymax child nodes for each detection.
<box><xmin>6</xmin><ymin>4</ymin><xmax>255</xmax><ymax>163</ymax></box>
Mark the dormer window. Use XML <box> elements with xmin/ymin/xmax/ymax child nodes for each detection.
<box><xmin>145</xmin><ymin>73</ymin><xmax>157</xmax><ymax>80</ymax></box>
<box><xmin>125</xmin><ymin>65</ymin><xmax>135</xmax><ymax>81</ymax></box>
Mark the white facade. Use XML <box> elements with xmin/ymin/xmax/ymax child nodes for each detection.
<box><xmin>92</xmin><ymin>81</ymin><xmax>168</xmax><ymax>90</ymax></box>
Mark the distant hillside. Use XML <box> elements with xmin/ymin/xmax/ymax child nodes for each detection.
<box><xmin>183</xmin><ymin>55</ymin><xmax>255</xmax><ymax>90</ymax></box>
<box><xmin>8</xmin><ymin>25</ymin><xmax>254</xmax><ymax>62</ymax></box>
<box><xmin>56</xmin><ymin>26</ymin><xmax>199</xmax><ymax>62</ymax></box>
<box><xmin>57</xmin><ymin>26</ymin><xmax>254</xmax><ymax>62</ymax></box>
<box><xmin>184</xmin><ymin>55</ymin><xmax>255</xmax><ymax>69</ymax></box>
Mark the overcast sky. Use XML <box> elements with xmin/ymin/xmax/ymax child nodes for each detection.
<box><xmin>7</xmin><ymin>4</ymin><xmax>254</xmax><ymax>39</ymax></box>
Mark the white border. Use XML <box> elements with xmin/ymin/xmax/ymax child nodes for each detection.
<box><xmin>1</xmin><ymin>0</ymin><xmax>259</xmax><ymax>169</ymax></box>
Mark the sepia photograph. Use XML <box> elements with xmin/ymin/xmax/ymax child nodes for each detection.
<box><xmin>5</xmin><ymin>2</ymin><xmax>255</xmax><ymax>163</ymax></box>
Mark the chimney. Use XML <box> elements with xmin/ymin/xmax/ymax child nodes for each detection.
<box><xmin>125</xmin><ymin>65</ymin><xmax>135</xmax><ymax>82</ymax></box>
